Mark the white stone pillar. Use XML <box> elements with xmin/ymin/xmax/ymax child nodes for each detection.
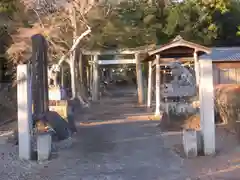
<box><xmin>135</xmin><ymin>53</ymin><xmax>144</xmax><ymax>105</ymax></box>
<box><xmin>17</xmin><ymin>64</ymin><xmax>32</xmax><ymax>160</ymax></box>
<box><xmin>194</xmin><ymin>51</ymin><xmax>200</xmax><ymax>86</ymax></box>
<box><xmin>147</xmin><ymin>61</ymin><xmax>153</xmax><ymax>108</ymax></box>
<box><xmin>92</xmin><ymin>54</ymin><xmax>99</xmax><ymax>101</ymax></box>
<box><xmin>155</xmin><ymin>55</ymin><xmax>161</xmax><ymax>115</ymax></box>
<box><xmin>199</xmin><ymin>59</ymin><xmax>215</xmax><ymax>155</ymax></box>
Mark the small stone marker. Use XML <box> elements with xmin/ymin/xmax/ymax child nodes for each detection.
<box><xmin>37</xmin><ymin>132</ymin><xmax>52</xmax><ymax>161</ymax></box>
<box><xmin>182</xmin><ymin>129</ymin><xmax>198</xmax><ymax>158</ymax></box>
<box><xmin>196</xmin><ymin>130</ymin><xmax>203</xmax><ymax>154</ymax></box>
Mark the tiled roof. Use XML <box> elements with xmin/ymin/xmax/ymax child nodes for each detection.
<box><xmin>200</xmin><ymin>47</ymin><xmax>240</xmax><ymax>61</ymax></box>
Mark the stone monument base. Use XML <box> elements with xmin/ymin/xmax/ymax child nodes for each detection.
<box><xmin>37</xmin><ymin>132</ymin><xmax>52</xmax><ymax>161</ymax></box>
<box><xmin>182</xmin><ymin>129</ymin><xmax>198</xmax><ymax>158</ymax></box>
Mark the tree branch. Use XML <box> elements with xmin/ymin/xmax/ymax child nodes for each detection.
<box><xmin>32</xmin><ymin>9</ymin><xmax>45</xmax><ymax>28</ymax></box>
<box><xmin>50</xmin><ymin>26</ymin><xmax>91</xmax><ymax>72</ymax></box>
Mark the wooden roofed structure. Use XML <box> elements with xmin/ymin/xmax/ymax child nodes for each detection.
<box><xmin>143</xmin><ymin>35</ymin><xmax>211</xmax><ymax>61</ymax></box>
<box><xmin>144</xmin><ymin>36</ymin><xmax>215</xmax><ymax>156</ymax></box>
<box><xmin>144</xmin><ymin>35</ymin><xmax>211</xmax><ymax>112</ymax></box>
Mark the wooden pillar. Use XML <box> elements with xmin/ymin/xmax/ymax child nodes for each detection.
<box><xmin>89</xmin><ymin>57</ymin><xmax>93</xmax><ymax>97</ymax></box>
<box><xmin>61</xmin><ymin>66</ymin><xmax>64</xmax><ymax>87</ymax></box>
<box><xmin>199</xmin><ymin>59</ymin><xmax>215</xmax><ymax>155</ymax></box>
<box><xmin>92</xmin><ymin>54</ymin><xmax>99</xmax><ymax>101</ymax></box>
<box><xmin>0</xmin><ymin>61</ymin><xmax>2</xmax><ymax>82</ymax></box>
<box><xmin>135</xmin><ymin>53</ymin><xmax>144</xmax><ymax>105</ymax></box>
<box><xmin>109</xmin><ymin>68</ymin><xmax>113</xmax><ymax>81</ymax></box>
<box><xmin>86</xmin><ymin>64</ymin><xmax>90</xmax><ymax>91</ymax></box>
<box><xmin>147</xmin><ymin>61</ymin><xmax>153</xmax><ymax>108</ymax></box>
<box><xmin>155</xmin><ymin>55</ymin><xmax>161</xmax><ymax>116</ymax></box>
<box><xmin>17</xmin><ymin>64</ymin><xmax>32</xmax><ymax>160</ymax></box>
<box><xmin>79</xmin><ymin>52</ymin><xmax>84</xmax><ymax>87</ymax></box>
<box><xmin>194</xmin><ymin>51</ymin><xmax>200</xmax><ymax>86</ymax></box>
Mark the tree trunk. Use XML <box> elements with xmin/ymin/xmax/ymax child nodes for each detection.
<box><xmin>70</xmin><ymin>53</ymin><xmax>77</xmax><ymax>99</ymax></box>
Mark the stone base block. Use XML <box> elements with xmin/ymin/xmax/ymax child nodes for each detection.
<box><xmin>196</xmin><ymin>130</ymin><xmax>203</xmax><ymax>154</ymax></box>
<box><xmin>37</xmin><ymin>132</ymin><xmax>52</xmax><ymax>161</ymax></box>
<box><xmin>182</xmin><ymin>129</ymin><xmax>198</xmax><ymax>158</ymax></box>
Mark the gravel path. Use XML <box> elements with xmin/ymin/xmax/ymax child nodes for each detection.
<box><xmin>0</xmin><ymin>89</ymin><xmax>189</xmax><ymax>180</ymax></box>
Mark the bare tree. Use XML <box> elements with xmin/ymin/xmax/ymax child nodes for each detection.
<box><xmin>7</xmin><ymin>0</ymin><xmax>102</xmax><ymax>105</ymax></box>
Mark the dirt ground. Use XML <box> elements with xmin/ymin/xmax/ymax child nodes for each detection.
<box><xmin>0</xmin><ymin>87</ymin><xmax>240</xmax><ymax>179</ymax></box>
<box><xmin>0</xmin><ymin>88</ymin><xmax>188</xmax><ymax>180</ymax></box>
<box><xmin>161</xmin><ymin>114</ymin><xmax>240</xmax><ymax>180</ymax></box>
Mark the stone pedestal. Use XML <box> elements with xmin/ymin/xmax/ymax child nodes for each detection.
<box><xmin>182</xmin><ymin>129</ymin><xmax>198</xmax><ymax>158</ymax></box>
<box><xmin>37</xmin><ymin>132</ymin><xmax>52</xmax><ymax>161</ymax></box>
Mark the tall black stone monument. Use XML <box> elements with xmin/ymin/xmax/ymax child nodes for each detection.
<box><xmin>31</xmin><ymin>34</ymin><xmax>49</xmax><ymax>118</ymax></box>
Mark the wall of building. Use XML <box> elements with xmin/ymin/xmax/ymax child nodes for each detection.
<box><xmin>213</xmin><ymin>62</ymin><xmax>240</xmax><ymax>85</ymax></box>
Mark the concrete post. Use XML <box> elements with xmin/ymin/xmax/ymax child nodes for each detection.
<box><xmin>199</xmin><ymin>59</ymin><xmax>215</xmax><ymax>155</ymax></box>
<box><xmin>17</xmin><ymin>64</ymin><xmax>32</xmax><ymax>160</ymax></box>
<box><xmin>135</xmin><ymin>53</ymin><xmax>144</xmax><ymax>105</ymax></box>
<box><xmin>37</xmin><ymin>132</ymin><xmax>52</xmax><ymax>161</ymax></box>
<box><xmin>183</xmin><ymin>129</ymin><xmax>198</xmax><ymax>158</ymax></box>
<box><xmin>155</xmin><ymin>55</ymin><xmax>161</xmax><ymax>116</ymax></box>
<box><xmin>194</xmin><ymin>51</ymin><xmax>200</xmax><ymax>86</ymax></box>
<box><xmin>92</xmin><ymin>54</ymin><xmax>99</xmax><ymax>101</ymax></box>
<box><xmin>147</xmin><ymin>61</ymin><xmax>153</xmax><ymax>108</ymax></box>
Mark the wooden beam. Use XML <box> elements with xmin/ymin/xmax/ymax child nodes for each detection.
<box><xmin>98</xmin><ymin>59</ymin><xmax>136</xmax><ymax>65</ymax></box>
<box><xmin>152</xmin><ymin>57</ymin><xmax>194</xmax><ymax>66</ymax></box>
<box><xmin>81</xmin><ymin>45</ymin><xmax>154</xmax><ymax>55</ymax></box>
<box><xmin>160</xmin><ymin>47</ymin><xmax>194</xmax><ymax>54</ymax></box>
